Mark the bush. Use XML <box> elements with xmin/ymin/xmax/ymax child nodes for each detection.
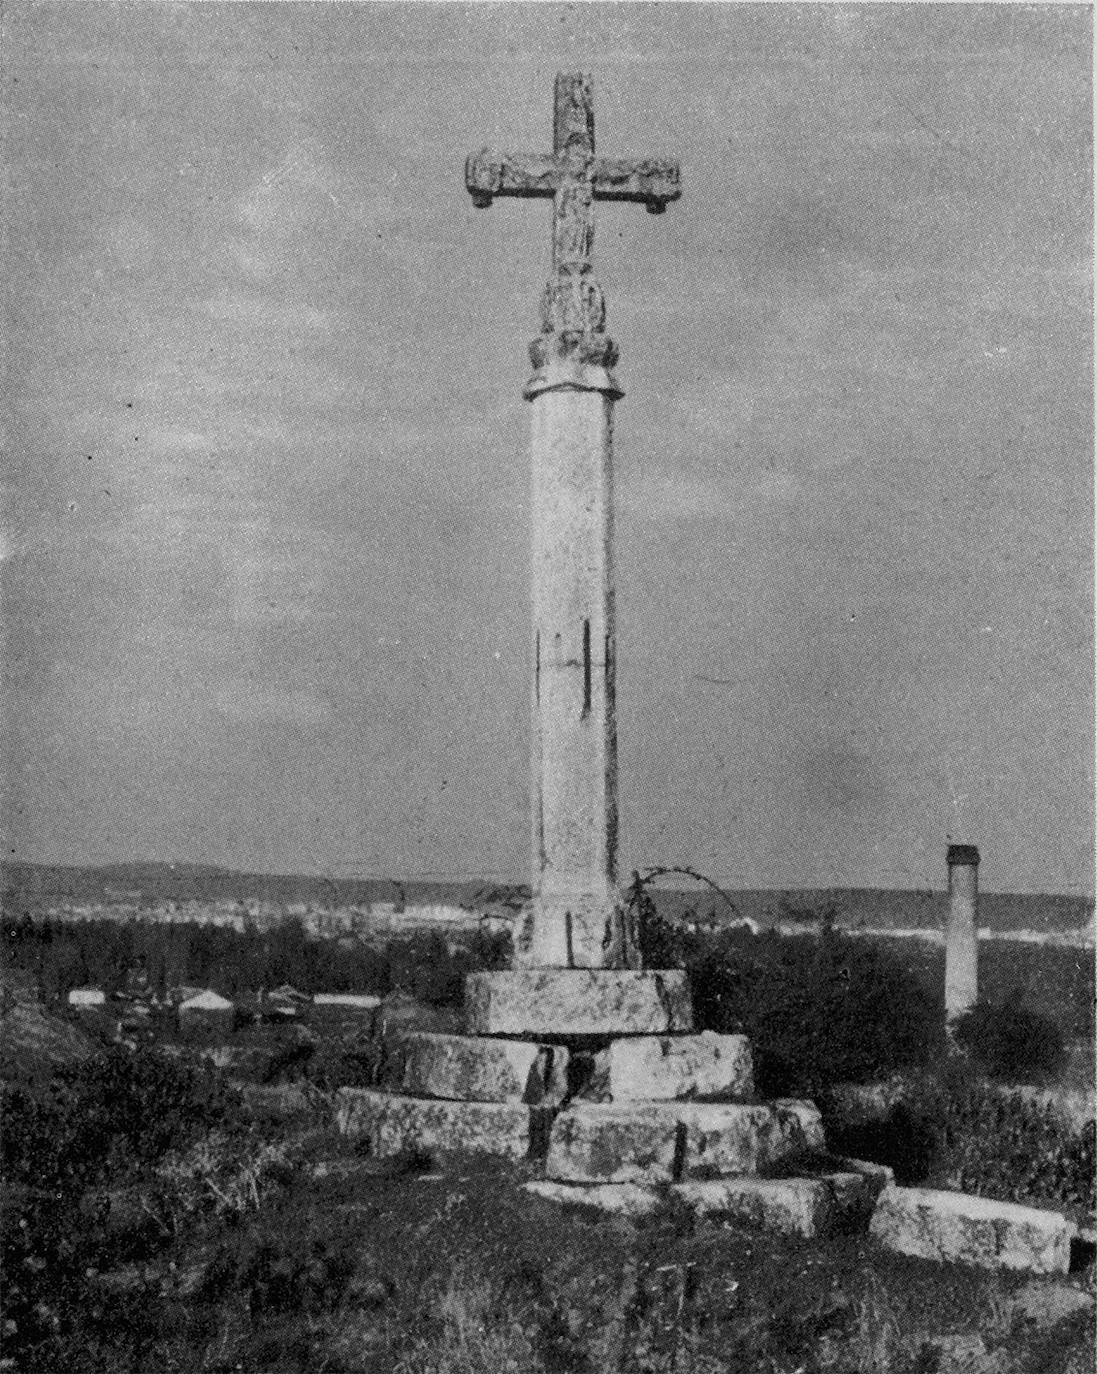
<box><xmin>952</xmin><ymin>998</ymin><xmax>1066</xmax><ymax>1082</ymax></box>
<box><xmin>689</xmin><ymin>924</ymin><xmax>943</xmax><ymax>1098</ymax></box>
<box><xmin>823</xmin><ymin>1068</ymin><xmax>1096</xmax><ymax>1210</ymax></box>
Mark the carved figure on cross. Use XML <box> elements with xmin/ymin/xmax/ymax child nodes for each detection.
<box><xmin>466</xmin><ymin>72</ymin><xmax>680</xmax><ymax>373</ymax></box>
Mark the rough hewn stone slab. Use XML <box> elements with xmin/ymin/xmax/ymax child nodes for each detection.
<box><xmin>545</xmin><ymin>1099</ymin><xmax>823</xmax><ymax>1184</ymax></box>
<box><xmin>464</xmin><ymin>969</ymin><xmax>693</xmax><ymax>1037</ymax></box>
<box><xmin>674</xmin><ymin>1177</ymin><xmax>836</xmax><ymax>1238</ymax></box>
<box><xmin>869</xmin><ymin>1186</ymin><xmax>1075</xmax><ymax>1274</ymax></box>
<box><xmin>336</xmin><ymin>1088</ymin><xmax>531</xmax><ymax>1161</ymax></box>
<box><xmin>547</xmin><ymin>1102</ymin><xmax>680</xmax><ymax>1183</ymax></box>
<box><xmin>397</xmin><ymin>1032</ymin><xmax>568</xmax><ymax>1104</ymax></box>
<box><xmin>523</xmin><ymin>1180</ymin><xmax>661</xmax><ymax>1219</ymax></box>
<box><xmin>598</xmin><ymin>1032</ymin><xmax>752</xmax><ymax>1101</ymax></box>
<box><xmin>681</xmin><ymin>1100</ymin><xmax>823</xmax><ymax>1178</ymax></box>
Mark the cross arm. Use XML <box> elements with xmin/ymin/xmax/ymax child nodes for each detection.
<box><xmin>466</xmin><ymin>149</ymin><xmax>560</xmax><ymax>207</ymax></box>
<box><xmin>591</xmin><ymin>158</ymin><xmax>681</xmax><ymax>214</ymax></box>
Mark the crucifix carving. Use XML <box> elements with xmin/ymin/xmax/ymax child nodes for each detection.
<box><xmin>466</xmin><ymin>73</ymin><xmax>680</xmax><ymax>376</ymax></box>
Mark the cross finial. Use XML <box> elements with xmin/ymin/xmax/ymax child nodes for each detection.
<box><xmin>466</xmin><ymin>73</ymin><xmax>680</xmax><ymax>392</ymax></box>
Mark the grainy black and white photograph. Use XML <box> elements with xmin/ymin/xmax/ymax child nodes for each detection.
<box><xmin>2</xmin><ymin>2</ymin><xmax>1094</xmax><ymax>1370</ymax></box>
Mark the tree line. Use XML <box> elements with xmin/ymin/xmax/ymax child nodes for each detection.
<box><xmin>3</xmin><ymin>915</ymin><xmax>510</xmax><ymax>1004</ymax></box>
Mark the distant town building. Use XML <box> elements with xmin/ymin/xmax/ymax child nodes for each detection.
<box><xmin>68</xmin><ymin>986</ymin><xmax>106</xmax><ymax>1009</ymax></box>
<box><xmin>178</xmin><ymin>989</ymin><xmax>235</xmax><ymax>1037</ymax></box>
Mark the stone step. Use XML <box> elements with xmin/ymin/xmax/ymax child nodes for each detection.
<box><xmin>464</xmin><ymin>969</ymin><xmax>693</xmax><ymax>1038</ymax></box>
<box><xmin>525</xmin><ymin>1162</ymin><xmax>889</xmax><ymax>1238</ymax></box>
<box><xmin>591</xmin><ymin>1032</ymin><xmax>753</xmax><ymax>1101</ymax></box>
<box><xmin>545</xmin><ymin>1098</ymin><xmax>824</xmax><ymax>1184</ymax></box>
<box><xmin>396</xmin><ymin>1032</ymin><xmax>568</xmax><ymax>1104</ymax></box>
<box><xmin>336</xmin><ymin>1087</ymin><xmax>534</xmax><ymax>1162</ymax></box>
<box><xmin>869</xmin><ymin>1185</ymin><xmax>1076</xmax><ymax>1274</ymax></box>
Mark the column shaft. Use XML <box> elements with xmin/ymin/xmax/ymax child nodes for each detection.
<box><xmin>527</xmin><ymin>385</ymin><xmax>626</xmax><ymax>967</ymax></box>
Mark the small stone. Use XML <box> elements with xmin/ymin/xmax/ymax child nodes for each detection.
<box><xmin>336</xmin><ymin>1088</ymin><xmax>531</xmax><ymax>1161</ymax></box>
<box><xmin>597</xmin><ymin>1032</ymin><xmax>753</xmax><ymax>1101</ymax></box>
<box><xmin>523</xmin><ymin>1180</ymin><xmax>661</xmax><ymax>1219</ymax></box>
<box><xmin>674</xmin><ymin>1177</ymin><xmax>836</xmax><ymax>1238</ymax></box>
<box><xmin>869</xmin><ymin>1186</ymin><xmax>1076</xmax><ymax>1274</ymax></box>
<box><xmin>464</xmin><ymin>969</ymin><xmax>693</xmax><ymax>1037</ymax></box>
<box><xmin>397</xmin><ymin>1032</ymin><xmax>568</xmax><ymax>1104</ymax></box>
<box><xmin>827</xmin><ymin>1155</ymin><xmax>896</xmax><ymax>1195</ymax></box>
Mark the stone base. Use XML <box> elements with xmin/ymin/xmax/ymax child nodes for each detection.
<box><xmin>524</xmin><ymin>1164</ymin><xmax>890</xmax><ymax>1238</ymax></box>
<box><xmin>592</xmin><ymin>1032</ymin><xmax>752</xmax><ymax>1101</ymax></box>
<box><xmin>336</xmin><ymin>1088</ymin><xmax>533</xmax><ymax>1162</ymax></box>
<box><xmin>676</xmin><ymin>1177</ymin><xmax>836</xmax><ymax>1237</ymax></box>
<box><xmin>464</xmin><ymin>969</ymin><xmax>693</xmax><ymax>1038</ymax></box>
<box><xmin>869</xmin><ymin>1186</ymin><xmax>1075</xmax><ymax>1274</ymax></box>
<box><xmin>545</xmin><ymin>1099</ymin><xmax>823</xmax><ymax>1184</ymax></box>
<box><xmin>396</xmin><ymin>1032</ymin><xmax>568</xmax><ymax>1105</ymax></box>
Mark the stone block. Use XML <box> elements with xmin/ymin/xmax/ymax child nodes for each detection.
<box><xmin>464</xmin><ymin>969</ymin><xmax>693</xmax><ymax>1038</ymax></box>
<box><xmin>597</xmin><ymin>1032</ymin><xmax>753</xmax><ymax>1101</ymax></box>
<box><xmin>523</xmin><ymin>1180</ymin><xmax>661</xmax><ymax>1219</ymax></box>
<box><xmin>397</xmin><ymin>1032</ymin><xmax>568</xmax><ymax>1104</ymax></box>
<box><xmin>545</xmin><ymin>1099</ymin><xmax>823</xmax><ymax>1184</ymax></box>
<box><xmin>680</xmin><ymin>1100</ymin><xmax>823</xmax><ymax>1178</ymax></box>
<box><xmin>546</xmin><ymin>1102</ymin><xmax>680</xmax><ymax>1183</ymax></box>
<box><xmin>336</xmin><ymin>1088</ymin><xmax>532</xmax><ymax>1161</ymax></box>
<box><xmin>869</xmin><ymin>1186</ymin><xmax>1075</xmax><ymax>1274</ymax></box>
<box><xmin>674</xmin><ymin>1177</ymin><xmax>836</xmax><ymax>1238</ymax></box>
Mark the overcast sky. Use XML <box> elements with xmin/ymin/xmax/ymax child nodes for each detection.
<box><xmin>3</xmin><ymin>3</ymin><xmax>1092</xmax><ymax>894</ymax></box>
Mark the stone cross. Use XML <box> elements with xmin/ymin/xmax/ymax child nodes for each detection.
<box><xmin>466</xmin><ymin>72</ymin><xmax>680</xmax><ymax>388</ymax></box>
<box><xmin>466</xmin><ymin>74</ymin><xmax>680</xmax><ymax>969</ymax></box>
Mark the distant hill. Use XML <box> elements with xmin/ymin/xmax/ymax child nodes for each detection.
<box><xmin>2</xmin><ymin>861</ymin><xmax>1091</xmax><ymax>937</ymax></box>
<box><xmin>648</xmin><ymin>886</ymin><xmax>1095</xmax><ymax>937</ymax></box>
<box><xmin>0</xmin><ymin>861</ymin><xmax>529</xmax><ymax>916</ymax></box>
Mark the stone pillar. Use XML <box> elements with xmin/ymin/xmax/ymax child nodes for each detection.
<box><xmin>524</xmin><ymin>358</ymin><xmax>634</xmax><ymax>969</ymax></box>
<box><xmin>945</xmin><ymin>843</ymin><xmax>979</xmax><ymax>1024</ymax></box>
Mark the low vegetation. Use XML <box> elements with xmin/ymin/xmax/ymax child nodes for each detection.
<box><xmin>2</xmin><ymin>892</ymin><xmax>1093</xmax><ymax>1371</ymax></box>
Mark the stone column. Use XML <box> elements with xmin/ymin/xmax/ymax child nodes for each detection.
<box><xmin>945</xmin><ymin>843</ymin><xmax>979</xmax><ymax>1024</ymax></box>
<box><xmin>524</xmin><ymin>357</ymin><xmax>634</xmax><ymax>969</ymax></box>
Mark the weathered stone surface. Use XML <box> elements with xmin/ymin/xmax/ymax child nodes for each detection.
<box><xmin>397</xmin><ymin>1032</ymin><xmax>568</xmax><ymax>1104</ymax></box>
<box><xmin>547</xmin><ymin>1103</ymin><xmax>679</xmax><ymax>1183</ymax></box>
<box><xmin>464</xmin><ymin>969</ymin><xmax>693</xmax><ymax>1037</ymax></box>
<box><xmin>869</xmin><ymin>1186</ymin><xmax>1075</xmax><ymax>1274</ymax></box>
<box><xmin>675</xmin><ymin>1177</ymin><xmax>836</xmax><ymax>1238</ymax></box>
<box><xmin>773</xmin><ymin>1100</ymin><xmax>827</xmax><ymax>1153</ymax></box>
<box><xmin>524</xmin><ymin>1180</ymin><xmax>661</xmax><ymax>1219</ymax></box>
<box><xmin>545</xmin><ymin>1099</ymin><xmax>822</xmax><ymax>1184</ymax></box>
<box><xmin>597</xmin><ymin>1032</ymin><xmax>752</xmax><ymax>1101</ymax></box>
<box><xmin>336</xmin><ymin>1088</ymin><xmax>531</xmax><ymax>1161</ymax></box>
<box><xmin>682</xmin><ymin>1100</ymin><xmax>823</xmax><ymax>1178</ymax></box>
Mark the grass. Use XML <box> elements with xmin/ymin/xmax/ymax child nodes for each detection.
<box><xmin>115</xmin><ymin>1148</ymin><xmax>1088</xmax><ymax>1373</ymax></box>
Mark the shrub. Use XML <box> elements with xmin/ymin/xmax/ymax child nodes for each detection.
<box><xmin>952</xmin><ymin>997</ymin><xmax>1066</xmax><ymax>1082</ymax></box>
<box><xmin>689</xmin><ymin>924</ymin><xmax>943</xmax><ymax>1097</ymax></box>
<box><xmin>823</xmin><ymin>1067</ymin><xmax>1096</xmax><ymax>1210</ymax></box>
